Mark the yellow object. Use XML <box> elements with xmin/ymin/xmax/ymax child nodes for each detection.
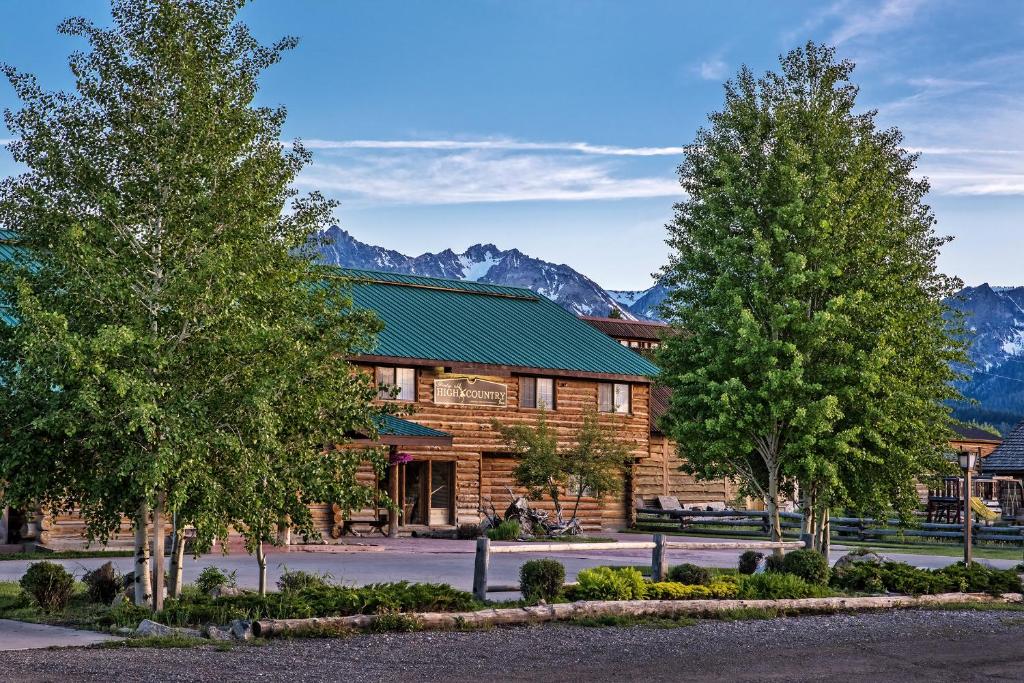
<box><xmin>970</xmin><ymin>496</ymin><xmax>1000</xmax><ymax>521</ymax></box>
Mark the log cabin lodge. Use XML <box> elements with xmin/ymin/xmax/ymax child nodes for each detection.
<box><xmin>1</xmin><ymin>265</ymin><xmax>737</xmax><ymax>548</ymax></box>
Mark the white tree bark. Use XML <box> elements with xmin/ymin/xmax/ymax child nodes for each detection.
<box><xmin>151</xmin><ymin>493</ymin><xmax>166</xmax><ymax>611</ymax></box>
<box><xmin>133</xmin><ymin>502</ymin><xmax>153</xmax><ymax>607</ymax></box>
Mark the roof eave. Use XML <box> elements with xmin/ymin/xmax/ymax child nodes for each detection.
<box><xmin>352</xmin><ymin>353</ymin><xmax>656</xmax><ymax>383</ymax></box>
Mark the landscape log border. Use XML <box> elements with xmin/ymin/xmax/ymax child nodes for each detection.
<box><xmin>252</xmin><ymin>592</ymin><xmax>1024</xmax><ymax>637</ymax></box>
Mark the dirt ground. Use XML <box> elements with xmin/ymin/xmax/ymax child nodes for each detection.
<box><xmin>0</xmin><ymin>609</ymin><xmax>1022</xmax><ymax>682</ymax></box>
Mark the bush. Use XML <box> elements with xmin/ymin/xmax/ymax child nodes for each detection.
<box><xmin>456</xmin><ymin>524</ymin><xmax>482</xmax><ymax>540</ymax></box>
<box><xmin>738</xmin><ymin>550</ymin><xmax>764</xmax><ymax>575</ymax></box>
<box><xmin>829</xmin><ymin>560</ymin><xmax>1021</xmax><ymax>596</ymax></box>
<box><xmin>83</xmin><ymin>561</ymin><xmax>122</xmax><ymax>604</ymax></box>
<box><xmin>646</xmin><ymin>580</ymin><xmax>739</xmax><ymax>600</ymax></box>
<box><xmin>277</xmin><ymin>568</ymin><xmax>333</xmax><ymax>592</ymax></box>
<box><xmin>519</xmin><ymin>559</ymin><xmax>565</xmax><ymax>602</ymax></box>
<box><xmin>737</xmin><ymin>572</ymin><xmax>832</xmax><ymax>600</ymax></box>
<box><xmin>19</xmin><ymin>562</ymin><xmax>76</xmax><ymax>612</ymax></box>
<box><xmin>781</xmin><ymin>550</ymin><xmax>830</xmax><ymax>585</ymax></box>
<box><xmin>667</xmin><ymin>563</ymin><xmax>712</xmax><ymax>586</ymax></box>
<box><xmin>486</xmin><ymin>519</ymin><xmax>521</xmax><ymax>541</ymax></box>
<box><xmin>571</xmin><ymin>567</ymin><xmax>646</xmax><ymax>601</ymax></box>
<box><xmin>194</xmin><ymin>566</ymin><xmax>237</xmax><ymax>595</ymax></box>
<box><xmin>764</xmin><ymin>553</ymin><xmax>785</xmax><ymax>573</ymax></box>
<box><xmin>156</xmin><ymin>581</ymin><xmax>477</xmax><ymax>627</ymax></box>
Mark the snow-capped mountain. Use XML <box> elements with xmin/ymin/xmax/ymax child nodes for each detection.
<box><xmin>314</xmin><ymin>227</ymin><xmax>638</xmax><ymax>319</ymax></box>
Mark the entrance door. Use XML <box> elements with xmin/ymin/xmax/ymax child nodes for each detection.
<box><xmin>395</xmin><ymin>460</ymin><xmax>455</xmax><ymax>527</ymax></box>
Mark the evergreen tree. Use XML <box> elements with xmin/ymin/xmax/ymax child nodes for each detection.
<box><xmin>657</xmin><ymin>43</ymin><xmax>966</xmax><ymax>545</ymax></box>
<box><xmin>0</xmin><ymin>0</ymin><xmax>386</xmax><ymax>607</ymax></box>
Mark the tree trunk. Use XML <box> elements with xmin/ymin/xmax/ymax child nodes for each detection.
<box><xmin>388</xmin><ymin>462</ymin><xmax>399</xmax><ymax>538</ymax></box>
<box><xmin>133</xmin><ymin>502</ymin><xmax>153</xmax><ymax>607</ymax></box>
<box><xmin>168</xmin><ymin>527</ymin><xmax>186</xmax><ymax>599</ymax></box>
<box><xmin>765</xmin><ymin>469</ymin><xmax>783</xmax><ymax>546</ymax></box>
<box><xmin>256</xmin><ymin>543</ymin><xmax>268</xmax><ymax>596</ymax></box>
<box><xmin>151</xmin><ymin>492</ymin><xmax>166</xmax><ymax>611</ymax></box>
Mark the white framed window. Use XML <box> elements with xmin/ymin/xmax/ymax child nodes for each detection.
<box><xmin>598</xmin><ymin>382</ymin><xmax>631</xmax><ymax>414</ymax></box>
<box><xmin>376</xmin><ymin>366</ymin><xmax>416</xmax><ymax>401</ymax></box>
<box><xmin>519</xmin><ymin>376</ymin><xmax>555</xmax><ymax>409</ymax></box>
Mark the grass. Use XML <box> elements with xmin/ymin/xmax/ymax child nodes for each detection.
<box><xmin>519</xmin><ymin>536</ymin><xmax>618</xmax><ymax>544</ymax></box>
<box><xmin>0</xmin><ymin>550</ymin><xmax>134</xmax><ymax>561</ymax></box>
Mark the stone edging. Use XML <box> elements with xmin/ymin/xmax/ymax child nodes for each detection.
<box><xmin>253</xmin><ymin>591</ymin><xmax>1024</xmax><ymax>637</ymax></box>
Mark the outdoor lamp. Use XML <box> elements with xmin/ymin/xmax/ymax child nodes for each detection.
<box><xmin>958</xmin><ymin>449</ymin><xmax>978</xmax><ymax>472</ymax></box>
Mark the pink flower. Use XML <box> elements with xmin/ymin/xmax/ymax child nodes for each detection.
<box><xmin>389</xmin><ymin>452</ymin><xmax>414</xmax><ymax>465</ymax></box>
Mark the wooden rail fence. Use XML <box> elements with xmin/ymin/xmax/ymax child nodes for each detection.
<box><xmin>471</xmin><ymin>535</ymin><xmax>807</xmax><ymax>601</ymax></box>
<box><xmin>635</xmin><ymin>508</ymin><xmax>1024</xmax><ymax>546</ymax></box>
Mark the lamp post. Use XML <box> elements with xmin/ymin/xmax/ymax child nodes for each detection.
<box><xmin>958</xmin><ymin>448</ymin><xmax>979</xmax><ymax>565</ymax></box>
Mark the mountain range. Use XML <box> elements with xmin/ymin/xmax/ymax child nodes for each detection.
<box><xmin>315</xmin><ymin>227</ymin><xmax>1024</xmax><ymax>433</ymax></box>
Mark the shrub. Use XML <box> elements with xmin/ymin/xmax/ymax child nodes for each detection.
<box><xmin>764</xmin><ymin>553</ymin><xmax>785</xmax><ymax>573</ymax></box>
<box><xmin>737</xmin><ymin>572</ymin><xmax>832</xmax><ymax>600</ymax></box>
<box><xmin>19</xmin><ymin>562</ymin><xmax>76</xmax><ymax>612</ymax></box>
<box><xmin>277</xmin><ymin>568</ymin><xmax>333</xmax><ymax>592</ymax></box>
<box><xmin>194</xmin><ymin>566</ymin><xmax>237</xmax><ymax>595</ymax></box>
<box><xmin>738</xmin><ymin>550</ymin><xmax>764</xmax><ymax>575</ymax></box>
<box><xmin>520</xmin><ymin>559</ymin><xmax>565</xmax><ymax>602</ymax></box>
<box><xmin>828</xmin><ymin>560</ymin><xmax>1021</xmax><ymax>596</ymax></box>
<box><xmin>98</xmin><ymin>601</ymin><xmax>152</xmax><ymax>628</ymax></box>
<box><xmin>456</xmin><ymin>524</ymin><xmax>482</xmax><ymax>540</ymax></box>
<box><xmin>667</xmin><ymin>563</ymin><xmax>712</xmax><ymax>586</ymax></box>
<box><xmin>486</xmin><ymin>519</ymin><xmax>521</xmax><ymax>541</ymax></box>
<box><xmin>572</xmin><ymin>567</ymin><xmax>646</xmax><ymax>601</ymax></box>
<box><xmin>646</xmin><ymin>580</ymin><xmax>739</xmax><ymax>600</ymax></box>
<box><xmin>82</xmin><ymin>561</ymin><xmax>122</xmax><ymax>604</ymax></box>
<box><xmin>781</xmin><ymin>549</ymin><xmax>830</xmax><ymax>585</ymax></box>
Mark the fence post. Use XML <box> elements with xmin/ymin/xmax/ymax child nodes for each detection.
<box><xmin>651</xmin><ymin>533</ymin><xmax>668</xmax><ymax>582</ymax></box>
<box><xmin>473</xmin><ymin>537</ymin><xmax>491</xmax><ymax>601</ymax></box>
<box><xmin>800</xmin><ymin>533</ymin><xmax>812</xmax><ymax>550</ymax></box>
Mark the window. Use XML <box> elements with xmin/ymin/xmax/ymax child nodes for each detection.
<box><xmin>376</xmin><ymin>366</ymin><xmax>416</xmax><ymax>401</ymax></box>
<box><xmin>519</xmin><ymin>376</ymin><xmax>555</xmax><ymax>409</ymax></box>
<box><xmin>598</xmin><ymin>382</ymin><xmax>631</xmax><ymax>414</ymax></box>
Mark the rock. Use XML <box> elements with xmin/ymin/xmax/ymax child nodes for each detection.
<box><xmin>134</xmin><ymin>619</ymin><xmax>201</xmax><ymax>640</ymax></box>
<box><xmin>832</xmin><ymin>550</ymin><xmax>887</xmax><ymax>576</ymax></box>
<box><xmin>208</xmin><ymin>585</ymin><xmax>242</xmax><ymax>598</ymax></box>
<box><xmin>110</xmin><ymin>590</ymin><xmax>131</xmax><ymax>606</ymax></box>
<box><xmin>121</xmin><ymin>571</ymin><xmax>135</xmax><ymax>590</ymax></box>
<box><xmin>204</xmin><ymin>625</ymin><xmax>233</xmax><ymax>641</ymax></box>
<box><xmin>229</xmin><ymin>619</ymin><xmax>254</xmax><ymax>641</ymax></box>
<box><xmin>115</xmin><ymin>627</ymin><xmax>133</xmax><ymax>636</ymax></box>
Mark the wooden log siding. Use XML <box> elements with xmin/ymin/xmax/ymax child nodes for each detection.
<box><xmin>336</xmin><ymin>365</ymin><xmax>651</xmax><ymax>533</ymax></box>
<box><xmin>633</xmin><ymin>434</ymin><xmax>734</xmax><ymax>508</ymax></box>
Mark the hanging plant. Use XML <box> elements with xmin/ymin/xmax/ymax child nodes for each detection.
<box><xmin>389</xmin><ymin>452</ymin><xmax>414</xmax><ymax>465</ymax></box>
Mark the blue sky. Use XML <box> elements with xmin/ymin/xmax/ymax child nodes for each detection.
<box><xmin>2</xmin><ymin>1</ymin><xmax>1023</xmax><ymax>290</ymax></box>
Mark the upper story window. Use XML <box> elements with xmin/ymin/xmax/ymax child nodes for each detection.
<box><xmin>376</xmin><ymin>366</ymin><xmax>416</xmax><ymax>401</ymax></box>
<box><xmin>519</xmin><ymin>376</ymin><xmax>555</xmax><ymax>410</ymax></box>
<box><xmin>598</xmin><ymin>382</ymin><xmax>631</xmax><ymax>414</ymax></box>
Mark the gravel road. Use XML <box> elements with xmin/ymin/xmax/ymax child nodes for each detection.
<box><xmin>1</xmin><ymin>609</ymin><xmax>1022</xmax><ymax>682</ymax></box>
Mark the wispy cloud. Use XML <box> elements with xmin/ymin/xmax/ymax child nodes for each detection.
<box><xmin>297</xmin><ymin>147</ymin><xmax>682</xmax><ymax>204</ymax></box>
<box><xmin>696</xmin><ymin>57</ymin><xmax>729</xmax><ymax>81</ymax></box>
<box><xmin>303</xmin><ymin>138</ymin><xmax>685</xmax><ymax>157</ymax></box>
<box><xmin>828</xmin><ymin>0</ymin><xmax>927</xmax><ymax>45</ymax></box>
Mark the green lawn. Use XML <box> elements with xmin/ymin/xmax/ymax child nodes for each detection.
<box><xmin>0</xmin><ymin>550</ymin><xmax>133</xmax><ymax>562</ymax></box>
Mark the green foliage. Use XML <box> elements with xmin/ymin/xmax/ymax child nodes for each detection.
<box><xmin>157</xmin><ymin>582</ymin><xmax>476</xmax><ymax>627</ymax></box>
<box><xmin>656</xmin><ymin>42</ymin><xmax>967</xmax><ymax>542</ymax></box>
<box><xmin>493</xmin><ymin>410</ymin><xmax>631</xmax><ymax>523</ymax></box>
<box><xmin>99</xmin><ymin>601</ymin><xmax>153</xmax><ymax>628</ymax></box>
<box><xmin>571</xmin><ymin>567</ymin><xmax>647</xmax><ymax>601</ymax></box>
<box><xmin>82</xmin><ymin>562</ymin><xmax>122</xmax><ymax>604</ymax></box>
<box><xmin>781</xmin><ymin>550</ymin><xmax>830</xmax><ymax>585</ymax></box>
<box><xmin>276</xmin><ymin>568</ymin><xmax>333</xmax><ymax>592</ymax></box>
<box><xmin>19</xmin><ymin>562</ymin><xmax>76</xmax><ymax>612</ymax></box>
<box><xmin>831</xmin><ymin>561</ymin><xmax>1023</xmax><ymax>596</ymax></box>
<box><xmin>667</xmin><ymin>563</ymin><xmax>713</xmax><ymax>586</ymax></box>
<box><xmin>519</xmin><ymin>559</ymin><xmax>565</xmax><ymax>602</ymax></box>
<box><xmin>487</xmin><ymin>519</ymin><xmax>521</xmax><ymax>541</ymax></box>
<box><xmin>738</xmin><ymin>551</ymin><xmax>764</xmax><ymax>575</ymax></box>
<box><xmin>646</xmin><ymin>580</ymin><xmax>739</xmax><ymax>600</ymax></box>
<box><xmin>194</xmin><ymin>567</ymin><xmax>237</xmax><ymax>595</ymax></box>
<box><xmin>0</xmin><ymin>0</ymin><xmax>388</xmax><ymax>571</ymax></box>
<box><xmin>736</xmin><ymin>572</ymin><xmax>833</xmax><ymax>600</ymax></box>
<box><xmin>765</xmin><ymin>554</ymin><xmax>786</xmax><ymax>573</ymax></box>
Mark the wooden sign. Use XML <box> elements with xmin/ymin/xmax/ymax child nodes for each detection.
<box><xmin>434</xmin><ymin>376</ymin><xmax>507</xmax><ymax>407</ymax></box>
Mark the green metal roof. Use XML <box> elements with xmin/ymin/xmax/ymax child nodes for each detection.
<box><xmin>373</xmin><ymin>413</ymin><xmax>450</xmax><ymax>439</ymax></box>
<box><xmin>340</xmin><ymin>268</ymin><xmax>659</xmax><ymax>379</ymax></box>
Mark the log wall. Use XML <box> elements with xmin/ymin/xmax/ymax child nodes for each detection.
<box><xmin>633</xmin><ymin>434</ymin><xmax>735</xmax><ymax>508</ymax></box>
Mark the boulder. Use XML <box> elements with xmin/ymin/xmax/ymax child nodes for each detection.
<box><xmin>229</xmin><ymin>619</ymin><xmax>254</xmax><ymax>641</ymax></box>
<box><xmin>208</xmin><ymin>585</ymin><xmax>242</xmax><ymax>598</ymax></box>
<box><xmin>204</xmin><ymin>625</ymin><xmax>233</xmax><ymax>641</ymax></box>
<box><xmin>832</xmin><ymin>550</ymin><xmax>887</xmax><ymax>576</ymax></box>
<box><xmin>135</xmin><ymin>619</ymin><xmax>201</xmax><ymax>640</ymax></box>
